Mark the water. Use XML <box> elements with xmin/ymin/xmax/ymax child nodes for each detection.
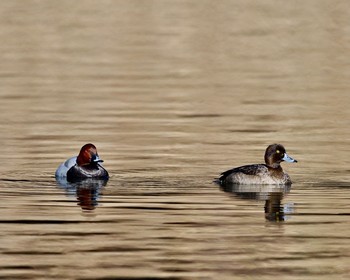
<box><xmin>1</xmin><ymin>1</ymin><xmax>350</xmax><ymax>279</ymax></box>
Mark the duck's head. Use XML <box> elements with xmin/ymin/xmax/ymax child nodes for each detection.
<box><xmin>264</xmin><ymin>144</ymin><xmax>297</xmax><ymax>168</ymax></box>
<box><xmin>76</xmin><ymin>143</ymin><xmax>104</xmax><ymax>166</ymax></box>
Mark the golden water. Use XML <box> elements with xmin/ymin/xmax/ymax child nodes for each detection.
<box><xmin>0</xmin><ymin>1</ymin><xmax>350</xmax><ymax>279</ymax></box>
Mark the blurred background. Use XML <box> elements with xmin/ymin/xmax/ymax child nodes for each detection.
<box><xmin>1</xmin><ymin>0</ymin><xmax>349</xmax><ymax>181</ymax></box>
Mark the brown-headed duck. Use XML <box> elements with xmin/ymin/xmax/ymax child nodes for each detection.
<box><xmin>219</xmin><ymin>144</ymin><xmax>297</xmax><ymax>185</ymax></box>
<box><xmin>55</xmin><ymin>143</ymin><xmax>109</xmax><ymax>182</ymax></box>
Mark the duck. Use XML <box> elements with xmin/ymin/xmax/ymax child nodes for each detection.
<box><xmin>55</xmin><ymin>143</ymin><xmax>109</xmax><ymax>182</ymax></box>
<box><xmin>219</xmin><ymin>144</ymin><xmax>297</xmax><ymax>185</ymax></box>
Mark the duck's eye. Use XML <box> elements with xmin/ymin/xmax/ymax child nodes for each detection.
<box><xmin>276</xmin><ymin>150</ymin><xmax>280</xmax><ymax>154</ymax></box>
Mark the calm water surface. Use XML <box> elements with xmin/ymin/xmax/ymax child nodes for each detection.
<box><xmin>1</xmin><ymin>1</ymin><xmax>350</xmax><ymax>279</ymax></box>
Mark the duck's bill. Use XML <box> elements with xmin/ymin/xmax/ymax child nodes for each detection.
<box><xmin>283</xmin><ymin>153</ymin><xmax>297</xmax><ymax>163</ymax></box>
<box><xmin>92</xmin><ymin>155</ymin><xmax>104</xmax><ymax>163</ymax></box>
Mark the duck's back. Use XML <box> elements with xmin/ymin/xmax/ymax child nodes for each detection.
<box><xmin>55</xmin><ymin>156</ymin><xmax>77</xmax><ymax>178</ymax></box>
<box><xmin>220</xmin><ymin>164</ymin><xmax>291</xmax><ymax>185</ymax></box>
<box><xmin>220</xmin><ymin>164</ymin><xmax>268</xmax><ymax>184</ymax></box>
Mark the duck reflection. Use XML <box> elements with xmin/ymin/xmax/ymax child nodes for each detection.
<box><xmin>220</xmin><ymin>183</ymin><xmax>293</xmax><ymax>222</ymax></box>
<box><xmin>56</xmin><ymin>177</ymin><xmax>108</xmax><ymax>211</ymax></box>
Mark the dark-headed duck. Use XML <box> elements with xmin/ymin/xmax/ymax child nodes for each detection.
<box><xmin>55</xmin><ymin>143</ymin><xmax>109</xmax><ymax>182</ymax></box>
<box><xmin>219</xmin><ymin>144</ymin><xmax>297</xmax><ymax>185</ymax></box>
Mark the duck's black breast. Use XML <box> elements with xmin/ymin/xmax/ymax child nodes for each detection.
<box><xmin>67</xmin><ymin>164</ymin><xmax>109</xmax><ymax>182</ymax></box>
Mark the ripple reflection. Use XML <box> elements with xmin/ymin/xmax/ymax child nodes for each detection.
<box><xmin>219</xmin><ymin>183</ymin><xmax>293</xmax><ymax>222</ymax></box>
<box><xmin>56</xmin><ymin>178</ymin><xmax>108</xmax><ymax>211</ymax></box>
